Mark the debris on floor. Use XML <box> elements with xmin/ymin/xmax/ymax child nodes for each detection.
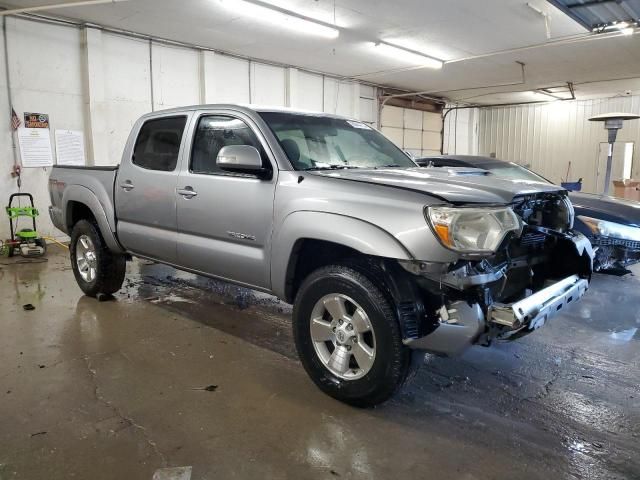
<box><xmin>190</xmin><ymin>385</ymin><xmax>218</xmax><ymax>392</ymax></box>
<box><xmin>152</xmin><ymin>466</ymin><xmax>192</xmax><ymax>480</ymax></box>
<box><xmin>22</xmin><ymin>304</ymin><xmax>35</xmax><ymax>311</ymax></box>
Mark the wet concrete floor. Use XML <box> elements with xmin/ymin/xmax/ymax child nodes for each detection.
<box><xmin>0</xmin><ymin>250</ymin><xmax>638</xmax><ymax>479</ymax></box>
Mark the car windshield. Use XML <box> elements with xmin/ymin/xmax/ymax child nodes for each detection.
<box><xmin>482</xmin><ymin>162</ymin><xmax>551</xmax><ymax>183</ymax></box>
<box><xmin>259</xmin><ymin>111</ymin><xmax>417</xmax><ymax>171</ymax></box>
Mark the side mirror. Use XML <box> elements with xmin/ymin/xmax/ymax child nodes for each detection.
<box><xmin>216</xmin><ymin>145</ymin><xmax>270</xmax><ymax>178</ymax></box>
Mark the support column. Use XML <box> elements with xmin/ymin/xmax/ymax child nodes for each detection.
<box><xmin>285</xmin><ymin>67</ymin><xmax>298</xmax><ymax>108</ymax></box>
<box><xmin>351</xmin><ymin>81</ymin><xmax>360</xmax><ymax>120</ymax></box>
<box><xmin>81</xmin><ymin>27</ymin><xmax>108</xmax><ymax>166</ymax></box>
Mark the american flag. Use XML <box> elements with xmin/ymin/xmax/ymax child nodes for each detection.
<box><xmin>11</xmin><ymin>108</ymin><xmax>21</xmax><ymax>130</ymax></box>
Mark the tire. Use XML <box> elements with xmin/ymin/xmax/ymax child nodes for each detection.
<box><xmin>292</xmin><ymin>263</ymin><xmax>422</xmax><ymax>407</ymax></box>
<box><xmin>69</xmin><ymin>219</ymin><xmax>126</xmax><ymax>297</ymax></box>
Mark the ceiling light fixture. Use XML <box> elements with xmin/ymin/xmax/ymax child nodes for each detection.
<box><xmin>371</xmin><ymin>41</ymin><xmax>443</xmax><ymax>69</ymax></box>
<box><xmin>217</xmin><ymin>0</ymin><xmax>339</xmax><ymax>39</ymax></box>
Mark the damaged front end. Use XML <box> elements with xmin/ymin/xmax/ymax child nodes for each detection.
<box><xmin>398</xmin><ymin>192</ymin><xmax>593</xmax><ymax>356</ymax></box>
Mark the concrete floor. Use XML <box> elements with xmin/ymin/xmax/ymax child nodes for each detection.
<box><xmin>0</xmin><ymin>250</ymin><xmax>638</xmax><ymax>480</ymax></box>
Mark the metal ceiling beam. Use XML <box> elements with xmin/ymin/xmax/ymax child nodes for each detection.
<box><xmin>565</xmin><ymin>0</ymin><xmax>620</xmax><ymax>9</ymax></box>
<box><xmin>0</xmin><ymin>0</ymin><xmax>132</xmax><ymax>17</ymax></box>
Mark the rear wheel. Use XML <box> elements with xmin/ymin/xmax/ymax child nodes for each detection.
<box><xmin>70</xmin><ymin>219</ymin><xmax>125</xmax><ymax>297</ymax></box>
<box><xmin>293</xmin><ymin>264</ymin><xmax>422</xmax><ymax>407</ymax></box>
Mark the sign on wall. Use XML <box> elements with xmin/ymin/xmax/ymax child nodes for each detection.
<box><xmin>23</xmin><ymin>112</ymin><xmax>50</xmax><ymax>129</ymax></box>
<box><xmin>17</xmin><ymin>127</ymin><xmax>54</xmax><ymax>168</ymax></box>
<box><xmin>55</xmin><ymin>130</ymin><xmax>86</xmax><ymax>166</ymax></box>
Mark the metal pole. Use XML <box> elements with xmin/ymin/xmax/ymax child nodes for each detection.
<box><xmin>603</xmin><ymin>142</ymin><xmax>614</xmax><ymax>195</ymax></box>
<box><xmin>2</xmin><ymin>16</ymin><xmax>19</xmax><ymax>169</ymax></box>
<box><xmin>603</xmin><ymin>128</ymin><xmax>618</xmax><ymax>196</ymax></box>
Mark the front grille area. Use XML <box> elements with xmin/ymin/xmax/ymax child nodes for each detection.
<box><xmin>519</xmin><ymin>231</ymin><xmax>547</xmax><ymax>248</ymax></box>
<box><xmin>593</xmin><ymin>236</ymin><xmax>640</xmax><ymax>250</ymax></box>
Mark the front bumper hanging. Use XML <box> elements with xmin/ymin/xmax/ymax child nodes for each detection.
<box><xmin>489</xmin><ymin>274</ymin><xmax>589</xmax><ymax>331</ymax></box>
<box><xmin>405</xmin><ymin>274</ymin><xmax>589</xmax><ymax>356</ymax></box>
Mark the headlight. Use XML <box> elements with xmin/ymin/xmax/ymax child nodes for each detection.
<box><xmin>578</xmin><ymin>216</ymin><xmax>640</xmax><ymax>242</ymax></box>
<box><xmin>427</xmin><ymin>206</ymin><xmax>521</xmax><ymax>254</ymax></box>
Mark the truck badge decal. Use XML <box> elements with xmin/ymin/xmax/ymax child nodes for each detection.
<box><xmin>227</xmin><ymin>231</ymin><xmax>256</xmax><ymax>241</ymax></box>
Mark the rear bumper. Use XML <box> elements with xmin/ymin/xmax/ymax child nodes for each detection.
<box><xmin>489</xmin><ymin>274</ymin><xmax>589</xmax><ymax>331</ymax></box>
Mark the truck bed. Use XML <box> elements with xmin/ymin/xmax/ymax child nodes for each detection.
<box><xmin>48</xmin><ymin>165</ymin><xmax>119</xmax><ymax>236</ymax></box>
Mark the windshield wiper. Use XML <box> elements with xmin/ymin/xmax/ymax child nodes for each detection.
<box><xmin>304</xmin><ymin>165</ymin><xmax>361</xmax><ymax>171</ymax></box>
<box><xmin>374</xmin><ymin>164</ymin><xmax>403</xmax><ymax>168</ymax></box>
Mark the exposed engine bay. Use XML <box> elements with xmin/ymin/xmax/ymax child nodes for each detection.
<box><xmin>399</xmin><ymin>192</ymin><xmax>593</xmax><ymax>354</ymax></box>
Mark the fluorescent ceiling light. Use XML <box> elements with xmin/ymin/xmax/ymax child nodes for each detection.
<box><xmin>218</xmin><ymin>0</ymin><xmax>339</xmax><ymax>38</ymax></box>
<box><xmin>371</xmin><ymin>41</ymin><xmax>443</xmax><ymax>69</ymax></box>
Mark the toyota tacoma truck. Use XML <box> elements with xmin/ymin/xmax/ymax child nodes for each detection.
<box><xmin>48</xmin><ymin>105</ymin><xmax>593</xmax><ymax>407</ymax></box>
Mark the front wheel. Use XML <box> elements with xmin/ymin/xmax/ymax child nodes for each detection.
<box><xmin>70</xmin><ymin>219</ymin><xmax>126</xmax><ymax>297</ymax></box>
<box><xmin>292</xmin><ymin>264</ymin><xmax>422</xmax><ymax>407</ymax></box>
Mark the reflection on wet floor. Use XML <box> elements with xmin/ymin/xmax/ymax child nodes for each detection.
<box><xmin>0</xmin><ymin>252</ymin><xmax>638</xmax><ymax>480</ymax></box>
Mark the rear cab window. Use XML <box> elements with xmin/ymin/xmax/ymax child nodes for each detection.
<box><xmin>132</xmin><ymin>116</ymin><xmax>187</xmax><ymax>171</ymax></box>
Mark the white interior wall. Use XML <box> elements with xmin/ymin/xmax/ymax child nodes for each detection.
<box><xmin>323</xmin><ymin>78</ymin><xmax>358</xmax><ymax>118</ymax></box>
<box><xmin>1</xmin><ymin>17</ymin><xmax>85</xmax><ymax>240</ymax></box>
<box><xmin>250</xmin><ymin>62</ymin><xmax>286</xmax><ymax>106</ymax></box>
<box><xmin>290</xmin><ymin>70</ymin><xmax>323</xmax><ymax>111</ymax></box>
<box><xmin>0</xmin><ymin>17</ymin><xmax>379</xmax><ymax>240</ymax></box>
<box><xmin>202</xmin><ymin>53</ymin><xmax>250</xmax><ymax>104</ymax></box>
<box><xmin>100</xmin><ymin>34</ymin><xmax>152</xmax><ymax>166</ymax></box>
<box><xmin>478</xmin><ymin>96</ymin><xmax>640</xmax><ymax>193</ymax></box>
<box><xmin>152</xmin><ymin>43</ymin><xmax>200</xmax><ymax>111</ymax></box>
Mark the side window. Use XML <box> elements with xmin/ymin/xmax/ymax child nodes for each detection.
<box><xmin>191</xmin><ymin>115</ymin><xmax>267</xmax><ymax>175</ymax></box>
<box><xmin>132</xmin><ymin>116</ymin><xmax>187</xmax><ymax>171</ymax></box>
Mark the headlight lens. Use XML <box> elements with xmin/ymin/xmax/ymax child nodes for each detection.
<box><xmin>577</xmin><ymin>216</ymin><xmax>640</xmax><ymax>242</ymax></box>
<box><xmin>427</xmin><ymin>206</ymin><xmax>521</xmax><ymax>254</ymax></box>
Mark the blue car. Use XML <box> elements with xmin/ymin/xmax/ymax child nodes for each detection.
<box><xmin>417</xmin><ymin>155</ymin><xmax>640</xmax><ymax>273</ymax></box>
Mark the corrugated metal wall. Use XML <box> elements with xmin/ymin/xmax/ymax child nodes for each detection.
<box><xmin>478</xmin><ymin>95</ymin><xmax>640</xmax><ymax>193</ymax></box>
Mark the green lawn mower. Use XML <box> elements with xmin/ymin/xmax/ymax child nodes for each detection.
<box><xmin>2</xmin><ymin>193</ymin><xmax>47</xmax><ymax>257</ymax></box>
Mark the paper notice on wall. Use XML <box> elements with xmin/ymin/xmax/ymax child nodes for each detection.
<box><xmin>55</xmin><ymin>130</ymin><xmax>86</xmax><ymax>166</ymax></box>
<box><xmin>17</xmin><ymin>128</ymin><xmax>54</xmax><ymax>168</ymax></box>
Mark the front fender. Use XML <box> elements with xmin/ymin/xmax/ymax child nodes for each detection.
<box><xmin>270</xmin><ymin>211</ymin><xmax>412</xmax><ymax>299</ymax></box>
<box><xmin>62</xmin><ymin>185</ymin><xmax>124</xmax><ymax>253</ymax></box>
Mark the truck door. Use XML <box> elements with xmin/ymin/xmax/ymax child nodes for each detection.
<box><xmin>115</xmin><ymin>115</ymin><xmax>188</xmax><ymax>263</ymax></box>
<box><xmin>175</xmin><ymin>112</ymin><xmax>276</xmax><ymax>289</ymax></box>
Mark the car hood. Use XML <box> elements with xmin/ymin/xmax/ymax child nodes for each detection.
<box><xmin>570</xmin><ymin>192</ymin><xmax>640</xmax><ymax>227</ymax></box>
<box><xmin>309</xmin><ymin>167</ymin><xmax>563</xmax><ymax>204</ymax></box>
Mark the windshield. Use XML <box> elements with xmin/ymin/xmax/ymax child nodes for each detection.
<box><xmin>483</xmin><ymin>162</ymin><xmax>551</xmax><ymax>183</ymax></box>
<box><xmin>259</xmin><ymin>111</ymin><xmax>417</xmax><ymax>171</ymax></box>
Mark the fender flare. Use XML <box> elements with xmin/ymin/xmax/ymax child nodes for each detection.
<box><xmin>270</xmin><ymin>211</ymin><xmax>412</xmax><ymax>299</ymax></box>
<box><xmin>62</xmin><ymin>185</ymin><xmax>125</xmax><ymax>253</ymax></box>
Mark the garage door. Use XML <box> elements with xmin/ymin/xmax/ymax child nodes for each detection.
<box><xmin>380</xmin><ymin>105</ymin><xmax>442</xmax><ymax>158</ymax></box>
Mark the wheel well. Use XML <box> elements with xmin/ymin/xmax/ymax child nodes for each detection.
<box><xmin>284</xmin><ymin>239</ymin><xmax>434</xmax><ymax>341</ymax></box>
<box><xmin>285</xmin><ymin>239</ymin><xmax>366</xmax><ymax>303</ymax></box>
<box><xmin>66</xmin><ymin>201</ymin><xmax>95</xmax><ymax>231</ymax></box>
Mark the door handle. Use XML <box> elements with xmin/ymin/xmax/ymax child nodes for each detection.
<box><xmin>177</xmin><ymin>187</ymin><xmax>198</xmax><ymax>198</ymax></box>
<box><xmin>119</xmin><ymin>181</ymin><xmax>135</xmax><ymax>191</ymax></box>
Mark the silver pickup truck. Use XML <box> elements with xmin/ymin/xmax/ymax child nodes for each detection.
<box><xmin>49</xmin><ymin>105</ymin><xmax>593</xmax><ymax>406</ymax></box>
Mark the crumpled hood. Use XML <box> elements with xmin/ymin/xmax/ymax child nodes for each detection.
<box><xmin>310</xmin><ymin>167</ymin><xmax>564</xmax><ymax>204</ymax></box>
<box><xmin>570</xmin><ymin>192</ymin><xmax>640</xmax><ymax>227</ymax></box>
